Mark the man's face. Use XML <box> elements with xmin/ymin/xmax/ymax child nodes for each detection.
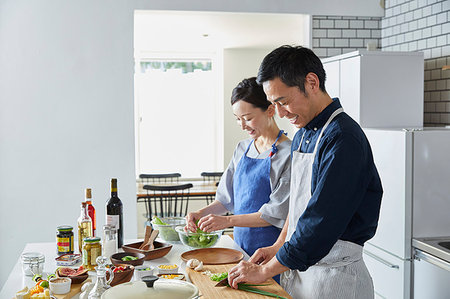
<box><xmin>263</xmin><ymin>77</ymin><xmax>314</xmax><ymax>128</ymax></box>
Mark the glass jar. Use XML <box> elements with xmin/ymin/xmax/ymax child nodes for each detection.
<box><xmin>82</xmin><ymin>237</ymin><xmax>102</xmax><ymax>271</ymax></box>
<box><xmin>102</xmin><ymin>224</ymin><xmax>118</xmax><ymax>259</ymax></box>
<box><xmin>21</xmin><ymin>252</ymin><xmax>45</xmax><ymax>276</ymax></box>
<box><xmin>56</xmin><ymin>225</ymin><xmax>74</xmax><ymax>255</ymax></box>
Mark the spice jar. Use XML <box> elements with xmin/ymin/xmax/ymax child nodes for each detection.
<box><xmin>56</xmin><ymin>225</ymin><xmax>74</xmax><ymax>255</ymax></box>
<box><xmin>82</xmin><ymin>237</ymin><xmax>102</xmax><ymax>271</ymax></box>
<box><xmin>102</xmin><ymin>224</ymin><xmax>118</xmax><ymax>259</ymax></box>
<box><xmin>21</xmin><ymin>252</ymin><xmax>45</xmax><ymax>276</ymax></box>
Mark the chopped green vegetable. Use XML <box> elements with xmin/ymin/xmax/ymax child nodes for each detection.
<box><xmin>32</xmin><ymin>274</ymin><xmax>42</xmax><ymax>283</ymax></box>
<box><xmin>210</xmin><ymin>272</ymin><xmax>228</xmax><ymax>281</ymax></box>
<box><xmin>234</xmin><ymin>284</ymin><xmax>288</xmax><ymax>298</ymax></box>
<box><xmin>152</xmin><ymin>216</ymin><xmax>168</xmax><ymax>225</ymax></box>
<box><xmin>180</xmin><ymin>232</ymin><xmax>219</xmax><ymax>248</ymax></box>
<box><xmin>137</xmin><ymin>267</ymin><xmax>153</xmax><ymax>271</ymax></box>
<box><xmin>47</xmin><ymin>273</ymin><xmax>56</xmax><ymax>280</ymax></box>
<box><xmin>121</xmin><ymin>255</ymin><xmax>138</xmax><ymax>261</ymax></box>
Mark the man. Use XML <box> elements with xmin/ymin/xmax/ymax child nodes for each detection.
<box><xmin>228</xmin><ymin>45</ymin><xmax>383</xmax><ymax>299</ymax></box>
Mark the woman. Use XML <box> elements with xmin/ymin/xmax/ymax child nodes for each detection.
<box><xmin>186</xmin><ymin>77</ymin><xmax>292</xmax><ymax>269</ymax></box>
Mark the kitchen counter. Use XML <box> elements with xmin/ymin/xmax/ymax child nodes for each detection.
<box><xmin>413</xmin><ymin>237</ymin><xmax>450</xmax><ymax>264</ymax></box>
<box><xmin>0</xmin><ymin>236</ymin><xmax>249</xmax><ymax>298</ymax></box>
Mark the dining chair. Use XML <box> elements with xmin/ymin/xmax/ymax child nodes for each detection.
<box><xmin>139</xmin><ymin>173</ymin><xmax>181</xmax><ymax>184</ymax></box>
<box><xmin>140</xmin><ymin>183</ymin><xmax>193</xmax><ymax>220</ymax></box>
<box><xmin>200</xmin><ymin>172</ymin><xmax>223</xmax><ymax>205</ymax></box>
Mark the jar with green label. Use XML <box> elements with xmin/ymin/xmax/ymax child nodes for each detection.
<box><xmin>56</xmin><ymin>225</ymin><xmax>74</xmax><ymax>255</ymax></box>
<box><xmin>82</xmin><ymin>236</ymin><xmax>102</xmax><ymax>271</ymax></box>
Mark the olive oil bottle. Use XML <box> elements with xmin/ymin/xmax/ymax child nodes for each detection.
<box><xmin>77</xmin><ymin>202</ymin><xmax>93</xmax><ymax>253</ymax></box>
<box><xmin>106</xmin><ymin>178</ymin><xmax>123</xmax><ymax>248</ymax></box>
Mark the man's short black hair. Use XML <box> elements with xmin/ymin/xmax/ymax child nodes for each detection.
<box><xmin>257</xmin><ymin>45</ymin><xmax>327</xmax><ymax>93</ymax></box>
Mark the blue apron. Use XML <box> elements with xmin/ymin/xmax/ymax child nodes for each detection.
<box><xmin>233</xmin><ymin>131</ymin><xmax>284</xmax><ymax>282</ymax></box>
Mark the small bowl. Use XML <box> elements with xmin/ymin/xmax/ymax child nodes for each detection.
<box><xmin>56</xmin><ymin>267</ymin><xmax>89</xmax><ymax>284</ymax></box>
<box><xmin>106</xmin><ymin>264</ymin><xmax>134</xmax><ymax>287</ymax></box>
<box><xmin>157</xmin><ymin>273</ymin><xmax>185</xmax><ymax>280</ymax></box>
<box><xmin>110</xmin><ymin>252</ymin><xmax>145</xmax><ymax>266</ymax></box>
<box><xmin>175</xmin><ymin>226</ymin><xmax>223</xmax><ymax>249</ymax></box>
<box><xmin>157</xmin><ymin>264</ymin><xmax>179</xmax><ymax>274</ymax></box>
<box><xmin>134</xmin><ymin>265</ymin><xmax>154</xmax><ymax>280</ymax></box>
<box><xmin>49</xmin><ymin>277</ymin><xmax>71</xmax><ymax>295</ymax></box>
<box><xmin>122</xmin><ymin>241</ymin><xmax>172</xmax><ymax>260</ymax></box>
<box><xmin>151</xmin><ymin>217</ymin><xmax>186</xmax><ymax>241</ymax></box>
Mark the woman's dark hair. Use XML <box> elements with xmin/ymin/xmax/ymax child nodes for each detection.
<box><xmin>256</xmin><ymin>45</ymin><xmax>326</xmax><ymax>93</ymax></box>
<box><xmin>231</xmin><ymin>77</ymin><xmax>271</xmax><ymax>111</ymax></box>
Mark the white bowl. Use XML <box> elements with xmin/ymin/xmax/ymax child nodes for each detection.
<box><xmin>157</xmin><ymin>264</ymin><xmax>179</xmax><ymax>274</ymax></box>
<box><xmin>49</xmin><ymin>277</ymin><xmax>71</xmax><ymax>294</ymax></box>
<box><xmin>134</xmin><ymin>265</ymin><xmax>154</xmax><ymax>280</ymax></box>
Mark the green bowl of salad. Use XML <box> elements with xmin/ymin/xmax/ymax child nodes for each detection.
<box><xmin>175</xmin><ymin>226</ymin><xmax>223</xmax><ymax>249</ymax></box>
<box><xmin>151</xmin><ymin>217</ymin><xmax>186</xmax><ymax>242</ymax></box>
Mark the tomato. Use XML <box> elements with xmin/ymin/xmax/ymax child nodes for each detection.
<box><xmin>113</xmin><ymin>266</ymin><xmax>126</xmax><ymax>273</ymax></box>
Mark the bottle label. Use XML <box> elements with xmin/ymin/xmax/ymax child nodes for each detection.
<box><xmin>106</xmin><ymin>215</ymin><xmax>120</xmax><ymax>229</ymax></box>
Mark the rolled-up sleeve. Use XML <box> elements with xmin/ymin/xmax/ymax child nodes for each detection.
<box><xmin>276</xmin><ymin>133</ymin><xmax>371</xmax><ymax>270</ymax></box>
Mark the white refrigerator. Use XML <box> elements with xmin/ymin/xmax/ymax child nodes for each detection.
<box><xmin>362</xmin><ymin>128</ymin><xmax>450</xmax><ymax>299</ymax></box>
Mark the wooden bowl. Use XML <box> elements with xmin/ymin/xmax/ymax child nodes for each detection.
<box><xmin>110</xmin><ymin>252</ymin><xmax>145</xmax><ymax>266</ymax></box>
<box><xmin>56</xmin><ymin>270</ymin><xmax>88</xmax><ymax>284</ymax></box>
<box><xmin>106</xmin><ymin>264</ymin><xmax>134</xmax><ymax>287</ymax></box>
<box><xmin>122</xmin><ymin>241</ymin><xmax>172</xmax><ymax>261</ymax></box>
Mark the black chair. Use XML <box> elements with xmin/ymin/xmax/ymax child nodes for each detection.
<box><xmin>139</xmin><ymin>173</ymin><xmax>181</xmax><ymax>184</ymax></box>
<box><xmin>200</xmin><ymin>172</ymin><xmax>223</xmax><ymax>205</ymax></box>
<box><xmin>141</xmin><ymin>183</ymin><xmax>193</xmax><ymax>220</ymax></box>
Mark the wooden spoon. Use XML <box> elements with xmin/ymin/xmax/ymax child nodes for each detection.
<box><xmin>143</xmin><ymin>229</ymin><xmax>159</xmax><ymax>250</ymax></box>
<box><xmin>139</xmin><ymin>225</ymin><xmax>152</xmax><ymax>250</ymax></box>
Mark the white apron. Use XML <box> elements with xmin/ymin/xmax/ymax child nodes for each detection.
<box><xmin>281</xmin><ymin>108</ymin><xmax>374</xmax><ymax>299</ymax></box>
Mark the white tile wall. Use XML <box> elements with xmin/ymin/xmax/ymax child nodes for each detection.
<box><xmin>312</xmin><ymin>1</ymin><xmax>450</xmax><ymax>126</ymax></box>
<box><xmin>312</xmin><ymin>16</ymin><xmax>382</xmax><ymax>59</ymax></box>
<box><xmin>383</xmin><ymin>0</ymin><xmax>450</xmax><ymax>126</ymax></box>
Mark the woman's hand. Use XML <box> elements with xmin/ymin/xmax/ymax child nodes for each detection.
<box><xmin>227</xmin><ymin>261</ymin><xmax>268</xmax><ymax>289</ymax></box>
<box><xmin>185</xmin><ymin>211</ymin><xmax>202</xmax><ymax>232</ymax></box>
<box><xmin>249</xmin><ymin>245</ymin><xmax>279</xmax><ymax>265</ymax></box>
<box><xmin>197</xmin><ymin>214</ymin><xmax>230</xmax><ymax>232</ymax></box>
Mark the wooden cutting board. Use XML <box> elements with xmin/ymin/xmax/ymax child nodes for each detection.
<box><xmin>53</xmin><ymin>279</ymin><xmax>91</xmax><ymax>299</ymax></box>
<box><xmin>187</xmin><ymin>264</ymin><xmax>292</xmax><ymax>299</ymax></box>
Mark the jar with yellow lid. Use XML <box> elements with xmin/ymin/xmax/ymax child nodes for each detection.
<box><xmin>82</xmin><ymin>237</ymin><xmax>102</xmax><ymax>271</ymax></box>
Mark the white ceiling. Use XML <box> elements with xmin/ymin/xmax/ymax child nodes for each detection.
<box><xmin>134</xmin><ymin>10</ymin><xmax>310</xmax><ymax>53</ymax></box>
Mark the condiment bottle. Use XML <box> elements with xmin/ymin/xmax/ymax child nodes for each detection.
<box><xmin>82</xmin><ymin>237</ymin><xmax>102</xmax><ymax>271</ymax></box>
<box><xmin>102</xmin><ymin>224</ymin><xmax>118</xmax><ymax>259</ymax></box>
<box><xmin>88</xmin><ymin>256</ymin><xmax>113</xmax><ymax>299</ymax></box>
<box><xmin>56</xmin><ymin>225</ymin><xmax>74</xmax><ymax>255</ymax></box>
<box><xmin>78</xmin><ymin>202</ymin><xmax>93</xmax><ymax>253</ymax></box>
<box><xmin>85</xmin><ymin>188</ymin><xmax>96</xmax><ymax>236</ymax></box>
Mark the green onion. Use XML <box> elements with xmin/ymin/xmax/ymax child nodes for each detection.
<box><xmin>228</xmin><ymin>283</ymin><xmax>288</xmax><ymax>299</ymax></box>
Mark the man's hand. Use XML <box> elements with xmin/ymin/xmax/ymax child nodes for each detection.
<box><xmin>227</xmin><ymin>260</ymin><xmax>269</xmax><ymax>289</ymax></box>
<box><xmin>249</xmin><ymin>245</ymin><xmax>278</xmax><ymax>265</ymax></box>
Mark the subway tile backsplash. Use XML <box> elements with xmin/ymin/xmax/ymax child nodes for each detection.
<box><xmin>312</xmin><ymin>0</ymin><xmax>450</xmax><ymax>126</ymax></box>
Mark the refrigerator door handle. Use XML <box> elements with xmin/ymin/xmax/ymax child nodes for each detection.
<box><xmin>364</xmin><ymin>249</ymin><xmax>400</xmax><ymax>269</ymax></box>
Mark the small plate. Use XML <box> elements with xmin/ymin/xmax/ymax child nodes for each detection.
<box><xmin>157</xmin><ymin>273</ymin><xmax>185</xmax><ymax>280</ymax></box>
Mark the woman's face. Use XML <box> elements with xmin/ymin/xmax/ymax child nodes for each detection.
<box><xmin>232</xmin><ymin>100</ymin><xmax>273</xmax><ymax>139</ymax></box>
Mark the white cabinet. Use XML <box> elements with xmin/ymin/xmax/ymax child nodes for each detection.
<box><xmin>414</xmin><ymin>250</ymin><xmax>450</xmax><ymax>299</ymax></box>
<box><xmin>363</xmin><ymin>243</ymin><xmax>411</xmax><ymax>299</ymax></box>
<box><xmin>322</xmin><ymin>50</ymin><xmax>424</xmax><ymax>128</ymax></box>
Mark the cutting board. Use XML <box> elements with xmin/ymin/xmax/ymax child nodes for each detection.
<box><xmin>187</xmin><ymin>264</ymin><xmax>292</xmax><ymax>299</ymax></box>
<box><xmin>53</xmin><ymin>279</ymin><xmax>91</xmax><ymax>299</ymax></box>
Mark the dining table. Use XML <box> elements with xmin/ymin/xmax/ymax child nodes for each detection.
<box><xmin>1</xmin><ymin>235</ymin><xmax>292</xmax><ymax>298</ymax></box>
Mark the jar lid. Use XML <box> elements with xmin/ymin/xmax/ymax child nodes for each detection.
<box><xmin>21</xmin><ymin>252</ymin><xmax>45</xmax><ymax>263</ymax></box>
<box><xmin>57</xmin><ymin>225</ymin><xmax>73</xmax><ymax>232</ymax></box>
<box><xmin>84</xmin><ymin>236</ymin><xmax>101</xmax><ymax>243</ymax></box>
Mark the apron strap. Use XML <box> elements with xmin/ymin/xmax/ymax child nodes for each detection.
<box><xmin>269</xmin><ymin>130</ymin><xmax>285</xmax><ymax>157</ymax></box>
<box><xmin>312</xmin><ymin>108</ymin><xmax>344</xmax><ymax>155</ymax></box>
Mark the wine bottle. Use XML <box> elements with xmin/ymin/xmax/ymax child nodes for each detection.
<box><xmin>85</xmin><ymin>188</ymin><xmax>96</xmax><ymax>236</ymax></box>
<box><xmin>106</xmin><ymin>178</ymin><xmax>123</xmax><ymax>248</ymax></box>
<box><xmin>77</xmin><ymin>202</ymin><xmax>93</xmax><ymax>253</ymax></box>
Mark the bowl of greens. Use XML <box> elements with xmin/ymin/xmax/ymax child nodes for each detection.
<box><xmin>151</xmin><ymin>216</ymin><xmax>186</xmax><ymax>242</ymax></box>
<box><xmin>175</xmin><ymin>226</ymin><xmax>223</xmax><ymax>249</ymax></box>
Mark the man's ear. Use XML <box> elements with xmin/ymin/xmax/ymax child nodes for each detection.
<box><xmin>305</xmin><ymin>72</ymin><xmax>320</xmax><ymax>93</ymax></box>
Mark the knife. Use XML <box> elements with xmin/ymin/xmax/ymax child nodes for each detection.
<box><xmin>214</xmin><ymin>277</ymin><xmax>229</xmax><ymax>287</ymax></box>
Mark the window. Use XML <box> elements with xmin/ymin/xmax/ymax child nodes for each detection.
<box><xmin>135</xmin><ymin>55</ymin><xmax>222</xmax><ymax>177</ymax></box>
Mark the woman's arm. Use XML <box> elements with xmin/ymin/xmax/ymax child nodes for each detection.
<box><xmin>197</xmin><ymin>211</ymin><xmax>272</xmax><ymax>232</ymax></box>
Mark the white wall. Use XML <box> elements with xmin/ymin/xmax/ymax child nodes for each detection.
<box><xmin>0</xmin><ymin>0</ymin><xmax>383</xmax><ymax>288</ymax></box>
